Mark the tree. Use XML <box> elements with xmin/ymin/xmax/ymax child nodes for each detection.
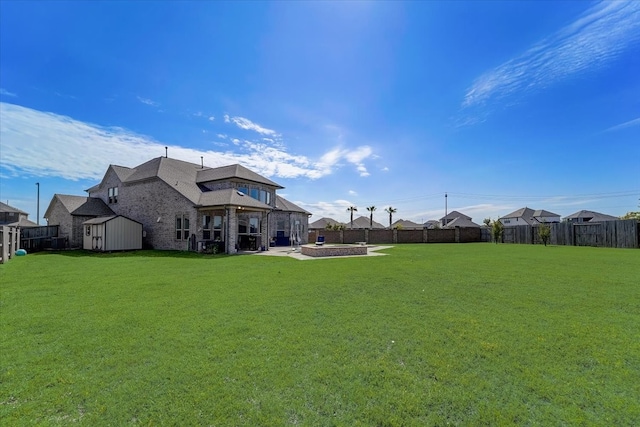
<box><xmin>347</xmin><ymin>206</ymin><xmax>358</xmax><ymax>229</ymax></box>
<box><xmin>385</xmin><ymin>206</ymin><xmax>397</xmax><ymax>228</ymax></box>
<box><xmin>621</xmin><ymin>211</ymin><xmax>640</xmax><ymax>220</ymax></box>
<box><xmin>491</xmin><ymin>219</ymin><xmax>503</xmax><ymax>244</ymax></box>
<box><xmin>483</xmin><ymin>218</ymin><xmax>491</xmax><ymax>227</ymax></box>
<box><xmin>538</xmin><ymin>222</ymin><xmax>551</xmax><ymax>246</ymax></box>
<box><xmin>366</xmin><ymin>206</ymin><xmax>377</xmax><ymax>228</ymax></box>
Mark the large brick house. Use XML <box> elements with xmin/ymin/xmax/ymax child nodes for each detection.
<box><xmin>45</xmin><ymin>156</ymin><xmax>310</xmax><ymax>253</ymax></box>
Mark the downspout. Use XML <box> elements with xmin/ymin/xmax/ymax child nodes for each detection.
<box><xmin>225</xmin><ymin>205</ymin><xmax>230</xmax><ymax>254</ymax></box>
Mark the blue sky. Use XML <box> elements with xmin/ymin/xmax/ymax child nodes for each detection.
<box><xmin>1</xmin><ymin>0</ymin><xmax>639</xmax><ymax>225</ymax></box>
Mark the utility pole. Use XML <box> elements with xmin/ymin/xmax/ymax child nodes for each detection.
<box><xmin>36</xmin><ymin>182</ymin><xmax>40</xmax><ymax>225</ymax></box>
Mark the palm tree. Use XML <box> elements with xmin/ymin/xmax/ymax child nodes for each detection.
<box><xmin>385</xmin><ymin>206</ymin><xmax>397</xmax><ymax>229</ymax></box>
<box><xmin>347</xmin><ymin>206</ymin><xmax>358</xmax><ymax>229</ymax></box>
<box><xmin>366</xmin><ymin>206</ymin><xmax>377</xmax><ymax>229</ymax></box>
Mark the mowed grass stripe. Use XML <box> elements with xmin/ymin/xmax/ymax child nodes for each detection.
<box><xmin>1</xmin><ymin>244</ymin><xmax>639</xmax><ymax>425</ymax></box>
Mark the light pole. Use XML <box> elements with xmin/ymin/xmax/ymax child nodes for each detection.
<box><xmin>36</xmin><ymin>182</ymin><xmax>40</xmax><ymax>225</ymax></box>
<box><xmin>445</xmin><ymin>192</ymin><xmax>448</xmax><ymax>222</ymax></box>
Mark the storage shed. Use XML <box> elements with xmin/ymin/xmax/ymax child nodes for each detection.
<box><xmin>83</xmin><ymin>215</ymin><xmax>142</xmax><ymax>251</ymax></box>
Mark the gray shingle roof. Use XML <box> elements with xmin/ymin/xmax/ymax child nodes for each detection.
<box><xmin>117</xmin><ymin>157</ymin><xmax>284</xmax><ymax>206</ymax></box>
<box><xmin>309</xmin><ymin>217</ymin><xmax>343</xmax><ymax>229</ymax></box>
<box><xmin>0</xmin><ymin>202</ymin><xmax>28</xmax><ymax>214</ymax></box>
<box><xmin>47</xmin><ymin>195</ymin><xmax>115</xmax><ymax>217</ymax></box>
<box><xmin>443</xmin><ymin>217</ymin><xmax>480</xmax><ymax>228</ymax></box>
<box><xmin>532</xmin><ymin>209</ymin><xmax>560</xmax><ymax>218</ymax></box>
<box><xmin>196</xmin><ymin>164</ymin><xmax>283</xmax><ymax>188</ymax></box>
<box><xmin>274</xmin><ymin>195</ymin><xmax>310</xmax><ymax>214</ymax></box>
<box><xmin>563</xmin><ymin>210</ymin><xmax>618</xmax><ymax>221</ymax></box>
<box><xmin>349</xmin><ymin>215</ymin><xmax>385</xmax><ymax>229</ymax></box>
<box><xmin>440</xmin><ymin>210</ymin><xmax>471</xmax><ymax>221</ymax></box>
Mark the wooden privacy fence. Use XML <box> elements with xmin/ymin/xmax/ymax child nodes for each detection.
<box><xmin>309</xmin><ymin>227</ymin><xmax>483</xmax><ymax>245</ymax></box>
<box><xmin>501</xmin><ymin>220</ymin><xmax>638</xmax><ymax>249</ymax></box>
<box><xmin>0</xmin><ymin>225</ymin><xmax>21</xmax><ymax>263</ymax></box>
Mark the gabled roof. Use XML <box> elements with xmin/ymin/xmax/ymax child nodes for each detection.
<box><xmin>274</xmin><ymin>195</ymin><xmax>310</xmax><ymax>214</ymax></box>
<box><xmin>563</xmin><ymin>210</ymin><xmax>618</xmax><ymax>222</ymax></box>
<box><xmin>440</xmin><ymin>210</ymin><xmax>471</xmax><ymax>221</ymax></box>
<box><xmin>501</xmin><ymin>207</ymin><xmax>535</xmax><ymax>219</ymax></box>
<box><xmin>196</xmin><ymin>164</ymin><xmax>283</xmax><ymax>189</ymax></box>
<box><xmin>424</xmin><ymin>220</ymin><xmax>440</xmax><ymax>229</ymax></box>
<box><xmin>309</xmin><ymin>217</ymin><xmax>343</xmax><ymax>229</ymax></box>
<box><xmin>443</xmin><ymin>217</ymin><xmax>480</xmax><ymax>228</ymax></box>
<box><xmin>392</xmin><ymin>219</ymin><xmax>423</xmax><ymax>229</ymax></box>
<box><xmin>45</xmin><ymin>195</ymin><xmax>114</xmax><ymax>218</ymax></box>
<box><xmin>532</xmin><ymin>209</ymin><xmax>560</xmax><ymax>218</ymax></box>
<box><xmin>349</xmin><ymin>215</ymin><xmax>385</xmax><ymax>229</ymax></box>
<box><xmin>91</xmin><ymin>157</ymin><xmax>285</xmax><ymax>206</ymax></box>
<box><xmin>0</xmin><ymin>202</ymin><xmax>28</xmax><ymax>215</ymax></box>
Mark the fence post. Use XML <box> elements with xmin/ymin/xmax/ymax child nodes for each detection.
<box><xmin>0</xmin><ymin>226</ymin><xmax>7</xmax><ymax>263</ymax></box>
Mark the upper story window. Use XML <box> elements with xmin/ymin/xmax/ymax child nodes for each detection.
<box><xmin>236</xmin><ymin>183</ymin><xmax>272</xmax><ymax>205</ymax></box>
<box><xmin>108</xmin><ymin>187</ymin><xmax>118</xmax><ymax>204</ymax></box>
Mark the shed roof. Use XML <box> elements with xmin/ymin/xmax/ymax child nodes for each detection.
<box><xmin>83</xmin><ymin>215</ymin><xmax>142</xmax><ymax>225</ymax></box>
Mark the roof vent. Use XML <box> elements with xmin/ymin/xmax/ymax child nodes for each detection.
<box><xmin>237</xmin><ymin>191</ymin><xmax>245</xmax><ymax>196</ymax></box>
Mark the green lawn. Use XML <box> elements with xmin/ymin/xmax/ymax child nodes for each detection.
<box><xmin>1</xmin><ymin>244</ymin><xmax>639</xmax><ymax>426</ymax></box>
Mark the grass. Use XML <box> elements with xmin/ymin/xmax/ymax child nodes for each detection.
<box><xmin>1</xmin><ymin>244</ymin><xmax>639</xmax><ymax>426</ymax></box>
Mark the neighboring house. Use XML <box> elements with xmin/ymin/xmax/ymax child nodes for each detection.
<box><xmin>0</xmin><ymin>202</ymin><xmax>38</xmax><ymax>227</ymax></box>
<box><xmin>44</xmin><ymin>195</ymin><xmax>115</xmax><ymax>247</ymax></box>
<box><xmin>46</xmin><ymin>156</ymin><xmax>310</xmax><ymax>253</ymax></box>
<box><xmin>423</xmin><ymin>220</ymin><xmax>440</xmax><ymax>229</ymax></box>
<box><xmin>443</xmin><ymin>216</ymin><xmax>480</xmax><ymax>228</ymax></box>
<box><xmin>350</xmin><ymin>215</ymin><xmax>386</xmax><ymax>229</ymax></box>
<box><xmin>440</xmin><ymin>211</ymin><xmax>471</xmax><ymax>227</ymax></box>
<box><xmin>391</xmin><ymin>219</ymin><xmax>423</xmax><ymax>229</ymax></box>
<box><xmin>500</xmin><ymin>207</ymin><xmax>560</xmax><ymax>226</ymax></box>
<box><xmin>563</xmin><ymin>210</ymin><xmax>619</xmax><ymax>223</ymax></box>
<box><xmin>309</xmin><ymin>217</ymin><xmax>344</xmax><ymax>230</ymax></box>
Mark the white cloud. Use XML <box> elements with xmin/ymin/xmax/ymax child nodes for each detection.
<box><xmin>208</xmin><ymin>116</ymin><xmax>215</xmax><ymax>121</ymax></box>
<box><xmin>217</xmin><ymin>134</ymin><xmax>227</xmax><ymax>139</ymax></box>
<box><xmin>0</xmin><ymin>88</ymin><xmax>17</xmax><ymax>97</ymax></box>
<box><xmin>316</xmin><ymin>146</ymin><xmax>373</xmax><ymax>177</ymax></box>
<box><xmin>348</xmin><ymin>190</ymin><xmax>357</xmax><ymax>196</ymax></box>
<box><xmin>463</xmin><ymin>1</ymin><xmax>640</xmax><ymax>110</ymax></box>
<box><xmin>223</xmin><ymin>114</ymin><xmax>230</xmax><ymax>123</ymax></box>
<box><xmin>228</xmin><ymin>116</ymin><xmax>277</xmax><ymax>136</ymax></box>
<box><xmin>137</xmin><ymin>96</ymin><xmax>159</xmax><ymax>107</ymax></box>
<box><xmin>605</xmin><ymin>117</ymin><xmax>640</xmax><ymax>132</ymax></box>
<box><xmin>0</xmin><ymin>102</ymin><xmax>374</xmax><ymax>182</ymax></box>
